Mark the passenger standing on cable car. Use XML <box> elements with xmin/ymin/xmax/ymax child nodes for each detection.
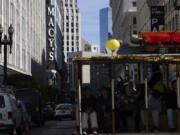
<box><xmin>118</xmin><ymin>81</ymin><xmax>139</xmax><ymax>132</ymax></box>
<box><xmin>148</xmin><ymin>71</ymin><xmax>166</xmax><ymax>132</ymax></box>
<box><xmin>97</xmin><ymin>87</ymin><xmax>112</xmax><ymax>133</ymax></box>
<box><xmin>81</xmin><ymin>87</ymin><xmax>98</xmax><ymax>135</ymax></box>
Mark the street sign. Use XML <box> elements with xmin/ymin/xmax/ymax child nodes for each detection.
<box><xmin>151</xmin><ymin>6</ymin><xmax>165</xmax><ymax>31</ymax></box>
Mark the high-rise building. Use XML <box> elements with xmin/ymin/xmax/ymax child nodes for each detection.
<box><xmin>60</xmin><ymin>0</ymin><xmax>82</xmax><ymax>62</ymax></box>
<box><xmin>110</xmin><ymin>0</ymin><xmax>137</xmax><ymax>45</ymax></box>
<box><xmin>99</xmin><ymin>7</ymin><xmax>112</xmax><ymax>52</ymax></box>
<box><xmin>0</xmin><ymin>0</ymin><xmax>46</xmax><ymax>84</ymax></box>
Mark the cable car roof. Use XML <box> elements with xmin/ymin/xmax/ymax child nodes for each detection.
<box><xmin>73</xmin><ymin>54</ymin><xmax>180</xmax><ymax>64</ymax></box>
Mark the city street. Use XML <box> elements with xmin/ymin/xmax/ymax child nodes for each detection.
<box><xmin>30</xmin><ymin>120</ymin><xmax>76</xmax><ymax>135</ymax></box>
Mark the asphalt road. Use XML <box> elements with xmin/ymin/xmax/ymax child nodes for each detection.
<box><xmin>30</xmin><ymin>120</ymin><xmax>76</xmax><ymax>135</ymax></box>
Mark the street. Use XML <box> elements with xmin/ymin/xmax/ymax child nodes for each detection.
<box><xmin>30</xmin><ymin>120</ymin><xmax>76</xmax><ymax>135</ymax></box>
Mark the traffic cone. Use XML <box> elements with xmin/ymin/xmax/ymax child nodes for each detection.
<box><xmin>13</xmin><ymin>128</ymin><xmax>17</xmax><ymax>135</ymax></box>
<box><xmin>25</xmin><ymin>123</ymin><xmax>30</xmax><ymax>135</ymax></box>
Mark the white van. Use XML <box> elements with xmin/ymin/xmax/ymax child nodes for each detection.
<box><xmin>0</xmin><ymin>92</ymin><xmax>23</xmax><ymax>135</ymax></box>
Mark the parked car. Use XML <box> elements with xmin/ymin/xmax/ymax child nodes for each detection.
<box><xmin>13</xmin><ymin>88</ymin><xmax>45</xmax><ymax>126</ymax></box>
<box><xmin>0</xmin><ymin>91</ymin><xmax>23</xmax><ymax>135</ymax></box>
<box><xmin>55</xmin><ymin>104</ymin><xmax>75</xmax><ymax>120</ymax></box>
<box><xmin>43</xmin><ymin>104</ymin><xmax>54</xmax><ymax>120</ymax></box>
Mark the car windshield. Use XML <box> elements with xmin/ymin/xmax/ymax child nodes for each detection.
<box><xmin>0</xmin><ymin>96</ymin><xmax>5</xmax><ymax>108</ymax></box>
<box><xmin>56</xmin><ymin>104</ymin><xmax>71</xmax><ymax>110</ymax></box>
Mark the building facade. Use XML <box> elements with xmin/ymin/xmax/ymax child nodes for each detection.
<box><xmin>91</xmin><ymin>45</ymin><xmax>99</xmax><ymax>53</ymax></box>
<box><xmin>82</xmin><ymin>38</ymin><xmax>91</xmax><ymax>52</ymax></box>
<box><xmin>99</xmin><ymin>7</ymin><xmax>112</xmax><ymax>52</ymax></box>
<box><xmin>60</xmin><ymin>0</ymin><xmax>82</xmax><ymax>62</ymax></box>
<box><xmin>137</xmin><ymin>0</ymin><xmax>180</xmax><ymax>33</ymax></box>
<box><xmin>0</xmin><ymin>0</ymin><xmax>46</xmax><ymax>84</ymax></box>
<box><xmin>110</xmin><ymin>0</ymin><xmax>137</xmax><ymax>45</ymax></box>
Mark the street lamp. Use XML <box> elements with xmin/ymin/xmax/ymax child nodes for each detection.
<box><xmin>0</xmin><ymin>24</ymin><xmax>14</xmax><ymax>85</ymax></box>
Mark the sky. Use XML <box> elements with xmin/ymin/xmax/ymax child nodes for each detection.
<box><xmin>77</xmin><ymin>0</ymin><xmax>109</xmax><ymax>46</ymax></box>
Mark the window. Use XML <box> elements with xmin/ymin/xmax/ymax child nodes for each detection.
<box><xmin>67</xmin><ymin>41</ymin><xmax>69</xmax><ymax>45</ymax></box>
<box><xmin>76</xmin><ymin>36</ymin><xmax>79</xmax><ymax>40</ymax></box>
<box><xmin>0</xmin><ymin>96</ymin><xmax>5</xmax><ymax>108</ymax></box>
<box><xmin>66</xmin><ymin>28</ymin><xmax>69</xmax><ymax>32</ymax></box>
<box><xmin>76</xmin><ymin>23</ymin><xmax>79</xmax><ymax>27</ymax></box>
<box><xmin>66</xmin><ymin>23</ymin><xmax>69</xmax><ymax>27</ymax></box>
<box><xmin>76</xmin><ymin>29</ymin><xmax>79</xmax><ymax>33</ymax></box>
<box><xmin>67</xmin><ymin>36</ymin><xmax>69</xmax><ymax>40</ymax></box>
<box><xmin>65</xmin><ymin>4</ymin><xmax>68</xmax><ymax>7</ymax></box>
<box><xmin>66</xmin><ymin>16</ymin><xmax>69</xmax><ymax>20</ymax></box>
<box><xmin>70</xmin><ymin>4</ymin><xmax>72</xmax><ymax>7</ymax></box>
<box><xmin>133</xmin><ymin>30</ymin><xmax>137</xmax><ymax>34</ymax></box>
<box><xmin>72</xmin><ymin>47</ymin><xmax>74</xmax><ymax>52</ymax></box>
<box><xmin>67</xmin><ymin>47</ymin><xmax>69</xmax><ymax>51</ymax></box>
<box><xmin>72</xmin><ymin>42</ymin><xmax>74</xmax><ymax>46</ymax></box>
<box><xmin>71</xmin><ymin>23</ymin><xmax>74</xmax><ymax>27</ymax></box>
<box><xmin>77</xmin><ymin>47</ymin><xmax>79</xmax><ymax>51</ymax></box>
<box><xmin>132</xmin><ymin>1</ymin><xmax>136</xmax><ymax>7</ymax></box>
<box><xmin>76</xmin><ymin>42</ymin><xmax>79</xmax><ymax>46</ymax></box>
<box><xmin>133</xmin><ymin>17</ymin><xmax>137</xmax><ymax>25</ymax></box>
<box><xmin>71</xmin><ymin>29</ymin><xmax>74</xmax><ymax>33</ymax></box>
<box><xmin>72</xmin><ymin>36</ymin><xmax>74</xmax><ymax>40</ymax></box>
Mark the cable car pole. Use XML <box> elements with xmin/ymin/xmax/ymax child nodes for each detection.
<box><xmin>176</xmin><ymin>64</ymin><xmax>180</xmax><ymax>132</ymax></box>
<box><xmin>144</xmin><ymin>64</ymin><xmax>149</xmax><ymax>133</ymax></box>
<box><xmin>111</xmin><ymin>63</ymin><xmax>115</xmax><ymax>135</ymax></box>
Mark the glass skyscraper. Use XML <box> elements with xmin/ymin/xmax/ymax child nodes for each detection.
<box><xmin>99</xmin><ymin>7</ymin><xmax>112</xmax><ymax>52</ymax></box>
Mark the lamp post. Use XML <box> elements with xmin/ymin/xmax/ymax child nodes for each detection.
<box><xmin>0</xmin><ymin>24</ymin><xmax>14</xmax><ymax>85</ymax></box>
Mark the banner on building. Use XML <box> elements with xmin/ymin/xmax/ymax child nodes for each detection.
<box><xmin>151</xmin><ymin>6</ymin><xmax>165</xmax><ymax>31</ymax></box>
<box><xmin>46</xmin><ymin>3</ymin><xmax>55</xmax><ymax>69</ymax></box>
<box><xmin>141</xmin><ymin>32</ymin><xmax>180</xmax><ymax>45</ymax></box>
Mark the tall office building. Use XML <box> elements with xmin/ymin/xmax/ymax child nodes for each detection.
<box><xmin>0</xmin><ymin>0</ymin><xmax>46</xmax><ymax>84</ymax></box>
<box><xmin>60</xmin><ymin>0</ymin><xmax>82</xmax><ymax>62</ymax></box>
<box><xmin>110</xmin><ymin>0</ymin><xmax>137</xmax><ymax>45</ymax></box>
<box><xmin>99</xmin><ymin>7</ymin><xmax>112</xmax><ymax>52</ymax></box>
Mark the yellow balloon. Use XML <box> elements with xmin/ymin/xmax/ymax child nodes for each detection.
<box><xmin>106</xmin><ymin>39</ymin><xmax>120</xmax><ymax>52</ymax></box>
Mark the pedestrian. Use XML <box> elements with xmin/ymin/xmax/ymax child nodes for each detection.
<box><xmin>81</xmin><ymin>87</ymin><xmax>98</xmax><ymax>135</ymax></box>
